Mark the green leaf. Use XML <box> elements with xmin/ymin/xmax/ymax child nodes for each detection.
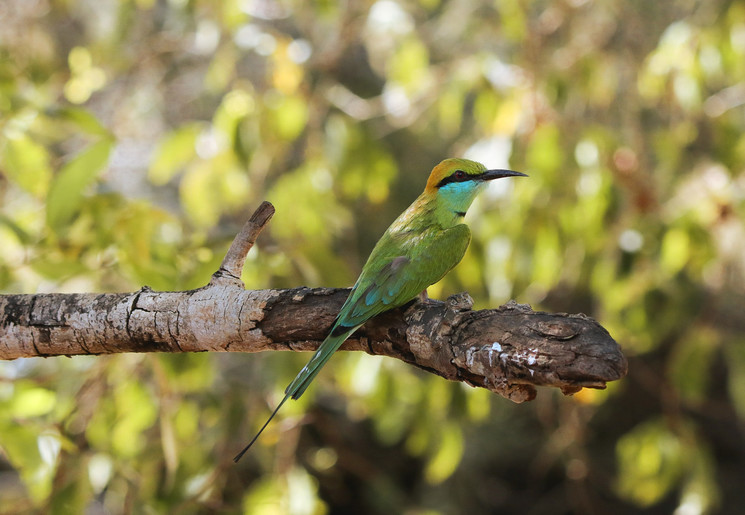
<box><xmin>46</xmin><ymin>138</ymin><xmax>113</xmax><ymax>232</ymax></box>
<box><xmin>269</xmin><ymin>94</ymin><xmax>308</xmax><ymax>141</ymax></box>
<box><xmin>0</xmin><ymin>420</ymin><xmax>51</xmax><ymax>502</ymax></box>
<box><xmin>180</xmin><ymin>161</ymin><xmax>222</xmax><ymax>228</ymax></box>
<box><xmin>526</xmin><ymin>123</ymin><xmax>563</xmax><ymax>177</ymax></box>
<box><xmin>474</xmin><ymin>90</ymin><xmax>499</xmax><ymax>133</ymax></box>
<box><xmin>667</xmin><ymin>328</ymin><xmax>717</xmax><ymax>405</ymax></box>
<box><xmin>388</xmin><ymin>37</ymin><xmax>430</xmax><ymax>92</ymax></box>
<box><xmin>0</xmin><ymin>132</ymin><xmax>53</xmax><ymax>197</ymax></box>
<box><xmin>111</xmin><ymin>381</ymin><xmax>157</xmax><ymax>458</ymax></box>
<box><xmin>268</xmin><ymin>162</ymin><xmax>349</xmax><ymax>244</ymax></box>
<box><xmin>660</xmin><ymin>227</ymin><xmax>690</xmax><ymax>275</ymax></box>
<box><xmin>10</xmin><ymin>387</ymin><xmax>57</xmax><ymax>418</ymax></box>
<box><xmin>496</xmin><ymin>0</ymin><xmax>527</xmax><ymax>41</ymax></box>
<box><xmin>424</xmin><ymin>422</ymin><xmax>464</xmax><ymax>484</ymax></box>
<box><xmin>616</xmin><ymin>419</ymin><xmax>685</xmax><ymax>506</ymax></box>
<box><xmin>531</xmin><ymin>225</ymin><xmax>562</xmax><ymax>289</ymax></box>
<box><xmin>148</xmin><ymin>123</ymin><xmax>202</xmax><ymax>185</ymax></box>
<box><xmin>157</xmin><ymin>354</ymin><xmax>215</xmax><ymax>393</ymax></box>
<box><xmin>53</xmin><ymin>107</ymin><xmax>112</xmax><ymax>138</ymax></box>
<box><xmin>243</xmin><ymin>476</ymin><xmax>284</xmax><ymax>515</ymax></box>
<box><xmin>437</xmin><ymin>85</ymin><xmax>465</xmax><ymax>137</ymax></box>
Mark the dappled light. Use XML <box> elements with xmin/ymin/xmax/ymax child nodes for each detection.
<box><xmin>1</xmin><ymin>0</ymin><xmax>744</xmax><ymax>513</ymax></box>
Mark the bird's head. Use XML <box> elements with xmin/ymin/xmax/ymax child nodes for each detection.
<box><xmin>424</xmin><ymin>158</ymin><xmax>527</xmax><ymax>215</ymax></box>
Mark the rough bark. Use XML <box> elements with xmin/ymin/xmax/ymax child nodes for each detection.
<box><xmin>0</xmin><ymin>202</ymin><xmax>627</xmax><ymax>403</ymax></box>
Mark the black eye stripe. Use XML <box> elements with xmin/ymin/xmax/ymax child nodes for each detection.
<box><xmin>436</xmin><ymin>170</ymin><xmax>471</xmax><ymax>188</ymax></box>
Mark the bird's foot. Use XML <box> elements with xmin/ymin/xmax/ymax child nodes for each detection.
<box><xmin>417</xmin><ymin>289</ymin><xmax>439</xmax><ymax>305</ymax></box>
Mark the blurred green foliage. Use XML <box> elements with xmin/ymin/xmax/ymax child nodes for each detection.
<box><xmin>1</xmin><ymin>0</ymin><xmax>745</xmax><ymax>513</ymax></box>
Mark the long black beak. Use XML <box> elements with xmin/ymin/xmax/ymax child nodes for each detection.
<box><xmin>481</xmin><ymin>169</ymin><xmax>528</xmax><ymax>181</ymax></box>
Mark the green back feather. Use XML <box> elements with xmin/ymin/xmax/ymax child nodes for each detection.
<box><xmin>286</xmin><ymin>222</ymin><xmax>471</xmax><ymax>400</ymax></box>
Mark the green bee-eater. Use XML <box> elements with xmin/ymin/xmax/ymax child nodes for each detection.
<box><xmin>234</xmin><ymin>158</ymin><xmax>526</xmax><ymax>461</ymax></box>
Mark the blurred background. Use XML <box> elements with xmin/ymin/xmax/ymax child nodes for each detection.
<box><xmin>1</xmin><ymin>0</ymin><xmax>745</xmax><ymax>513</ymax></box>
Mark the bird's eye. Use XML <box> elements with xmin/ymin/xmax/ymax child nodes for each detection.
<box><xmin>454</xmin><ymin>170</ymin><xmax>466</xmax><ymax>180</ymax></box>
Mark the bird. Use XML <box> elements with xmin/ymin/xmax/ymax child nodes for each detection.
<box><xmin>233</xmin><ymin>158</ymin><xmax>526</xmax><ymax>462</ymax></box>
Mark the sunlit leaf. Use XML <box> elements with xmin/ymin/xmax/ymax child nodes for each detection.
<box><xmin>465</xmin><ymin>387</ymin><xmax>491</xmax><ymax>421</ymax></box>
<box><xmin>242</xmin><ymin>468</ymin><xmax>325</xmax><ymax>515</ymax></box>
<box><xmin>111</xmin><ymin>380</ymin><xmax>158</xmax><ymax>458</ymax></box>
<box><xmin>424</xmin><ymin>422</ymin><xmax>464</xmax><ymax>484</ymax></box>
<box><xmin>0</xmin><ymin>420</ymin><xmax>51</xmax><ymax>502</ymax></box>
<box><xmin>205</xmin><ymin>44</ymin><xmax>237</xmax><ymax>93</ymax></box>
<box><xmin>268</xmin><ymin>94</ymin><xmax>308</xmax><ymax>141</ymax></box>
<box><xmin>157</xmin><ymin>354</ymin><xmax>215</xmax><ymax>393</ymax></box>
<box><xmin>660</xmin><ymin>227</ymin><xmax>690</xmax><ymax>275</ymax></box>
<box><xmin>437</xmin><ymin>84</ymin><xmax>465</xmax><ymax>137</ymax></box>
<box><xmin>1</xmin><ymin>0</ymin><xmax>744</xmax><ymax>511</ymax></box>
<box><xmin>474</xmin><ymin>90</ymin><xmax>499</xmax><ymax>133</ymax></box>
<box><xmin>52</xmin><ymin>107</ymin><xmax>112</xmax><ymax>138</ymax></box>
<box><xmin>243</xmin><ymin>476</ymin><xmax>284</xmax><ymax>515</ymax></box>
<box><xmin>173</xmin><ymin>401</ymin><xmax>200</xmax><ymax>441</ymax></box>
<box><xmin>366</xmin><ymin>360</ymin><xmax>419</xmax><ymax>445</ymax></box>
<box><xmin>179</xmin><ymin>157</ymin><xmax>248</xmax><ymax>228</ymax></box>
<box><xmin>0</xmin><ymin>132</ymin><xmax>53</xmax><ymax>197</ymax></box>
<box><xmin>667</xmin><ymin>327</ymin><xmax>717</xmax><ymax>405</ymax></box>
<box><xmin>148</xmin><ymin>124</ymin><xmax>203</xmax><ymax>185</ymax></box>
<box><xmin>526</xmin><ymin>123</ymin><xmax>563</xmax><ymax>177</ymax></box>
<box><xmin>272</xmin><ymin>43</ymin><xmax>305</xmax><ymax>95</ymax></box>
<box><xmin>531</xmin><ymin>225</ymin><xmax>562</xmax><ymax>289</ymax></box>
<box><xmin>496</xmin><ymin>0</ymin><xmax>527</xmax><ymax>41</ymax></box>
<box><xmin>388</xmin><ymin>37</ymin><xmax>430</xmax><ymax>92</ymax></box>
<box><xmin>616</xmin><ymin>419</ymin><xmax>685</xmax><ymax>506</ymax></box>
<box><xmin>46</xmin><ymin>139</ymin><xmax>113</xmax><ymax>232</ymax></box>
<box><xmin>10</xmin><ymin>387</ymin><xmax>57</xmax><ymax>418</ymax></box>
<box><xmin>268</xmin><ymin>162</ymin><xmax>349</xmax><ymax>245</ymax></box>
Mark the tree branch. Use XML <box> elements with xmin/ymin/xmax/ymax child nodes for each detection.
<box><xmin>0</xmin><ymin>203</ymin><xmax>627</xmax><ymax>403</ymax></box>
<box><xmin>212</xmin><ymin>200</ymin><xmax>274</xmax><ymax>285</ymax></box>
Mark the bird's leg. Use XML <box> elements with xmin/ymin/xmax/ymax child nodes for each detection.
<box><xmin>417</xmin><ymin>288</ymin><xmax>442</xmax><ymax>306</ymax></box>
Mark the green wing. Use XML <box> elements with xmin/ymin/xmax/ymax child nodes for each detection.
<box><xmin>340</xmin><ymin>223</ymin><xmax>472</xmax><ymax>327</ymax></box>
<box><xmin>285</xmin><ymin>223</ymin><xmax>471</xmax><ymax>401</ymax></box>
<box><xmin>233</xmin><ymin>223</ymin><xmax>471</xmax><ymax>461</ymax></box>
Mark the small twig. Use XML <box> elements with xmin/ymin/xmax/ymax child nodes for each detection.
<box><xmin>211</xmin><ymin>201</ymin><xmax>275</xmax><ymax>285</ymax></box>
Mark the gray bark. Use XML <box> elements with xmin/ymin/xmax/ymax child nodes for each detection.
<box><xmin>0</xmin><ymin>285</ymin><xmax>626</xmax><ymax>402</ymax></box>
